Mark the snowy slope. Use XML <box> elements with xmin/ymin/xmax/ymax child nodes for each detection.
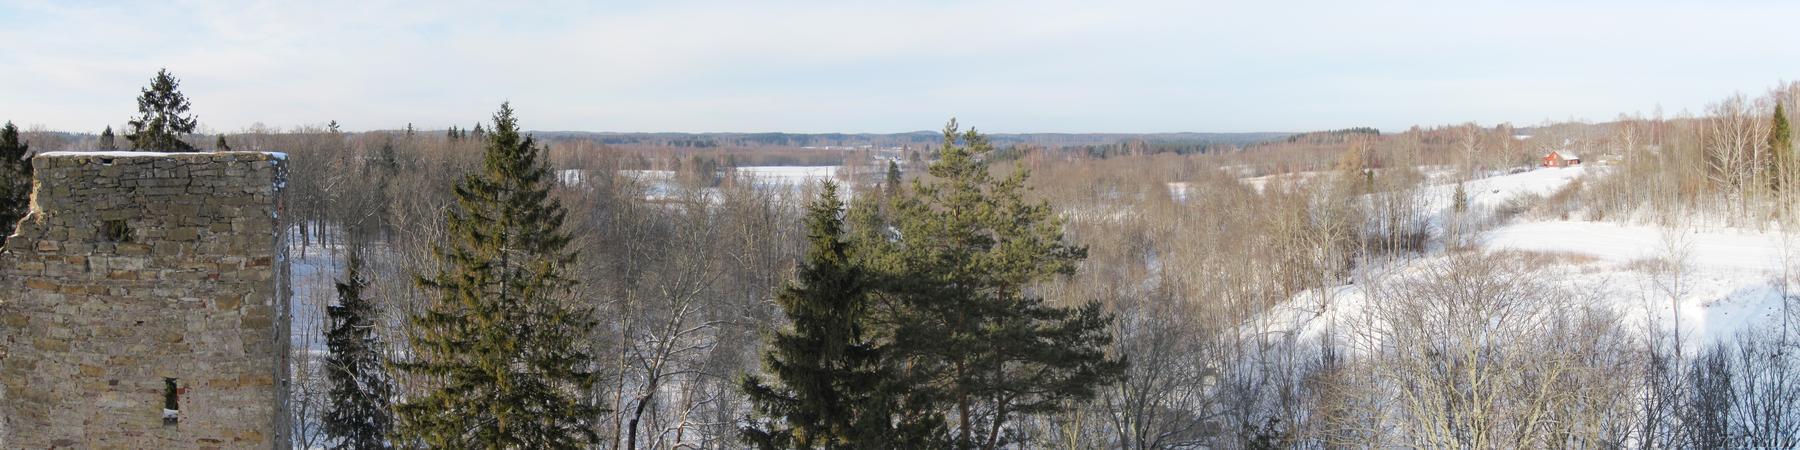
<box><xmin>1484</xmin><ymin>220</ymin><xmax>1796</xmax><ymax>343</ymax></box>
<box><xmin>1267</xmin><ymin>165</ymin><xmax>1793</xmax><ymax>349</ymax></box>
<box><xmin>1430</xmin><ymin>166</ymin><xmax>1587</xmax><ymax>212</ymax></box>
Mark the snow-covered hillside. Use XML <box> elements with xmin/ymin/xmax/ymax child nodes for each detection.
<box><xmin>1268</xmin><ymin>165</ymin><xmax>1794</xmax><ymax>349</ymax></box>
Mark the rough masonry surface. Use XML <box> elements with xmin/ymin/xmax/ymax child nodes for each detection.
<box><xmin>0</xmin><ymin>151</ymin><xmax>290</xmax><ymax>449</ymax></box>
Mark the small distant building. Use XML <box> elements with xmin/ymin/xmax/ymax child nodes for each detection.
<box><xmin>1542</xmin><ymin>150</ymin><xmax>1581</xmax><ymax>167</ymax></box>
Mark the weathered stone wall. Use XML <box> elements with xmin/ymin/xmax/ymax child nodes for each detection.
<box><xmin>0</xmin><ymin>152</ymin><xmax>289</xmax><ymax>449</ymax></box>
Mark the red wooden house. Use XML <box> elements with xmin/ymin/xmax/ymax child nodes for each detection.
<box><xmin>1541</xmin><ymin>150</ymin><xmax>1581</xmax><ymax>167</ymax></box>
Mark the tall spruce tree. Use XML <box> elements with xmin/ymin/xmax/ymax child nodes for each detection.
<box><xmin>324</xmin><ymin>251</ymin><xmax>395</xmax><ymax>449</ymax></box>
<box><xmin>868</xmin><ymin>120</ymin><xmax>1125</xmax><ymax>450</ymax></box>
<box><xmin>883</xmin><ymin>160</ymin><xmax>902</xmax><ymax>198</ymax></box>
<box><xmin>125</xmin><ymin>68</ymin><xmax>199</xmax><ymax>152</ymax></box>
<box><xmin>741</xmin><ymin>182</ymin><xmax>898</xmax><ymax>449</ymax></box>
<box><xmin>0</xmin><ymin>121</ymin><xmax>31</xmax><ymax>245</ymax></box>
<box><xmin>1773</xmin><ymin>103</ymin><xmax>1793</xmax><ymax>192</ymax></box>
<box><xmin>98</xmin><ymin>125</ymin><xmax>118</xmax><ymax>150</ymax></box>
<box><xmin>395</xmin><ymin>103</ymin><xmax>601</xmax><ymax>449</ymax></box>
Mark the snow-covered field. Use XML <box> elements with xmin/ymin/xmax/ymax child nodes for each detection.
<box><xmin>1267</xmin><ymin>165</ymin><xmax>1794</xmax><ymax>349</ymax></box>
<box><xmin>608</xmin><ymin>166</ymin><xmax>840</xmax><ymax>201</ymax></box>
<box><xmin>1239</xmin><ymin>170</ymin><xmax>1329</xmax><ymax>192</ymax></box>
<box><xmin>735</xmin><ymin>165</ymin><xmax>838</xmax><ymax>188</ymax></box>
<box><xmin>1483</xmin><ymin>220</ymin><xmax>1796</xmax><ymax>343</ymax></box>
<box><xmin>1430</xmin><ymin>166</ymin><xmax>1586</xmax><ymax>212</ymax></box>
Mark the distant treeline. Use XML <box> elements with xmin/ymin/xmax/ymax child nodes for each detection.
<box><xmin>533</xmin><ymin>130</ymin><xmax>1291</xmax><ymax>149</ymax></box>
<box><xmin>1284</xmin><ymin>126</ymin><xmax>1381</xmax><ymax>143</ymax></box>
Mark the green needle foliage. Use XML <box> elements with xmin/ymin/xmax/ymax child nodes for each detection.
<box><xmin>744</xmin><ymin>120</ymin><xmax>1125</xmax><ymax>450</ymax></box>
<box><xmin>872</xmin><ymin>120</ymin><xmax>1125</xmax><ymax>450</ymax></box>
<box><xmin>741</xmin><ymin>182</ymin><xmax>900</xmax><ymax>449</ymax></box>
<box><xmin>1772</xmin><ymin>103</ymin><xmax>1792</xmax><ymax>192</ymax></box>
<box><xmin>324</xmin><ymin>250</ymin><xmax>395</xmax><ymax>449</ymax></box>
<box><xmin>395</xmin><ymin>103</ymin><xmax>601</xmax><ymax>449</ymax></box>
<box><xmin>0</xmin><ymin>121</ymin><xmax>30</xmax><ymax>246</ymax></box>
<box><xmin>98</xmin><ymin>125</ymin><xmax>117</xmax><ymax>150</ymax></box>
<box><xmin>125</xmin><ymin>68</ymin><xmax>200</xmax><ymax>152</ymax></box>
<box><xmin>883</xmin><ymin>160</ymin><xmax>902</xmax><ymax>198</ymax></box>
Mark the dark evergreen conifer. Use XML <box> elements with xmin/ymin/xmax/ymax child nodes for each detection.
<box><xmin>741</xmin><ymin>183</ymin><xmax>898</xmax><ymax>449</ymax></box>
<box><xmin>0</xmin><ymin>121</ymin><xmax>31</xmax><ymax>245</ymax></box>
<box><xmin>1772</xmin><ymin>103</ymin><xmax>1793</xmax><ymax>192</ymax></box>
<box><xmin>125</xmin><ymin>68</ymin><xmax>199</xmax><ymax>152</ymax></box>
<box><xmin>883</xmin><ymin>160</ymin><xmax>902</xmax><ymax>198</ymax></box>
<box><xmin>395</xmin><ymin>103</ymin><xmax>601</xmax><ymax>449</ymax></box>
<box><xmin>374</xmin><ymin>141</ymin><xmax>399</xmax><ymax>174</ymax></box>
<box><xmin>870</xmin><ymin>120</ymin><xmax>1125</xmax><ymax>449</ymax></box>
<box><xmin>99</xmin><ymin>125</ymin><xmax>117</xmax><ymax>150</ymax></box>
<box><xmin>323</xmin><ymin>251</ymin><xmax>394</xmax><ymax>449</ymax></box>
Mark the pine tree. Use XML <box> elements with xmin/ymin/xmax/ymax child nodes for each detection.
<box><xmin>395</xmin><ymin>103</ymin><xmax>602</xmax><ymax>449</ymax></box>
<box><xmin>99</xmin><ymin>126</ymin><xmax>117</xmax><ymax>150</ymax></box>
<box><xmin>741</xmin><ymin>182</ymin><xmax>897</xmax><ymax>449</ymax></box>
<box><xmin>125</xmin><ymin>68</ymin><xmax>199</xmax><ymax>152</ymax></box>
<box><xmin>323</xmin><ymin>251</ymin><xmax>395</xmax><ymax>450</ymax></box>
<box><xmin>0</xmin><ymin>121</ymin><xmax>31</xmax><ymax>246</ymax></box>
<box><xmin>215</xmin><ymin>135</ymin><xmax>232</xmax><ymax>152</ymax></box>
<box><xmin>868</xmin><ymin>120</ymin><xmax>1125</xmax><ymax>449</ymax></box>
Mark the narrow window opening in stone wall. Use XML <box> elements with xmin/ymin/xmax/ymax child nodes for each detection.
<box><xmin>101</xmin><ymin>219</ymin><xmax>133</xmax><ymax>243</ymax></box>
<box><xmin>162</xmin><ymin>378</ymin><xmax>179</xmax><ymax>426</ymax></box>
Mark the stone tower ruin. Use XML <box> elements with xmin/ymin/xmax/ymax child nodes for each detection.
<box><xmin>0</xmin><ymin>152</ymin><xmax>290</xmax><ymax>449</ymax></box>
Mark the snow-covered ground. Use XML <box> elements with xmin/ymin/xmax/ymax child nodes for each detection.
<box><xmin>286</xmin><ymin>225</ymin><xmax>343</xmax><ymax>355</ymax></box>
<box><xmin>735</xmin><ymin>165</ymin><xmax>837</xmax><ymax>188</ymax></box>
<box><xmin>1429</xmin><ymin>166</ymin><xmax>1586</xmax><ymax>212</ymax></box>
<box><xmin>1239</xmin><ymin>170</ymin><xmax>1329</xmax><ymax>192</ymax></box>
<box><xmin>1483</xmin><ymin>220</ymin><xmax>1796</xmax><ymax>343</ymax></box>
<box><xmin>607</xmin><ymin>166</ymin><xmax>840</xmax><ymax>201</ymax></box>
<box><xmin>1266</xmin><ymin>165</ymin><xmax>1794</xmax><ymax>350</ymax></box>
<box><xmin>1167</xmin><ymin>182</ymin><xmax>1192</xmax><ymax>203</ymax></box>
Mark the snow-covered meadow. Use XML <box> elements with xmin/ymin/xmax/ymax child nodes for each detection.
<box><xmin>1259</xmin><ymin>164</ymin><xmax>1797</xmax><ymax>350</ymax></box>
<box><xmin>600</xmin><ymin>165</ymin><xmax>842</xmax><ymax>202</ymax></box>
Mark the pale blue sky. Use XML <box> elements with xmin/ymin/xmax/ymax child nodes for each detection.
<box><xmin>3</xmin><ymin>0</ymin><xmax>1798</xmax><ymax>134</ymax></box>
